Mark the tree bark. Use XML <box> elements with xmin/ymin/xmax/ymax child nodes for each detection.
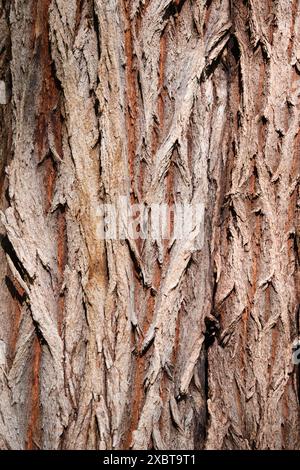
<box><xmin>0</xmin><ymin>0</ymin><xmax>299</xmax><ymax>450</ymax></box>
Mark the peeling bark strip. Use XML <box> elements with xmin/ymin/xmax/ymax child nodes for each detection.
<box><xmin>0</xmin><ymin>0</ymin><xmax>299</xmax><ymax>450</ymax></box>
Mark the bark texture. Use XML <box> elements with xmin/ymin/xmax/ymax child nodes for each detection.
<box><xmin>0</xmin><ymin>0</ymin><xmax>299</xmax><ymax>450</ymax></box>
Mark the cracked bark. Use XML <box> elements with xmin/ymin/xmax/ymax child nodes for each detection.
<box><xmin>0</xmin><ymin>0</ymin><xmax>299</xmax><ymax>450</ymax></box>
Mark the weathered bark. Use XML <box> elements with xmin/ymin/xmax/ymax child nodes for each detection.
<box><xmin>0</xmin><ymin>0</ymin><xmax>299</xmax><ymax>450</ymax></box>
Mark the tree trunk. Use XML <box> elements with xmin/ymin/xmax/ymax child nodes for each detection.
<box><xmin>0</xmin><ymin>0</ymin><xmax>299</xmax><ymax>450</ymax></box>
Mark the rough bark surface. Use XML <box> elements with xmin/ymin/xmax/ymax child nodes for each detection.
<box><xmin>0</xmin><ymin>0</ymin><xmax>299</xmax><ymax>450</ymax></box>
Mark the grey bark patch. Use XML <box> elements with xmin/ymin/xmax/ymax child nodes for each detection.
<box><xmin>0</xmin><ymin>81</ymin><xmax>6</xmax><ymax>104</ymax></box>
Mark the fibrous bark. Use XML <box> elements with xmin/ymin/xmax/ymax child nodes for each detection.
<box><xmin>0</xmin><ymin>0</ymin><xmax>299</xmax><ymax>450</ymax></box>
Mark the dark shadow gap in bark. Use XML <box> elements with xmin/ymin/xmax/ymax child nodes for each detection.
<box><xmin>49</xmin><ymin>53</ymin><xmax>63</xmax><ymax>96</ymax></box>
<box><xmin>92</xmin><ymin>0</ymin><xmax>101</xmax><ymax>61</ymax></box>
<box><xmin>5</xmin><ymin>275</ymin><xmax>27</xmax><ymax>304</ymax></box>
<box><xmin>193</xmin><ymin>351</ymin><xmax>208</xmax><ymax>449</ymax></box>
<box><xmin>125</xmin><ymin>239</ymin><xmax>146</xmax><ymax>286</ymax></box>
<box><xmin>201</xmin><ymin>55</ymin><xmax>221</xmax><ymax>83</ymax></box>
<box><xmin>201</xmin><ymin>260</ymin><xmax>222</xmax><ymax>446</ymax></box>
<box><xmin>201</xmin><ymin>33</ymin><xmax>235</xmax><ymax>84</ymax></box>
<box><xmin>163</xmin><ymin>0</ymin><xmax>187</xmax><ymax>21</ymax></box>
<box><xmin>1</xmin><ymin>235</ymin><xmax>32</xmax><ymax>283</ymax></box>
<box><xmin>203</xmin><ymin>337</ymin><xmax>210</xmax><ymax>447</ymax></box>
